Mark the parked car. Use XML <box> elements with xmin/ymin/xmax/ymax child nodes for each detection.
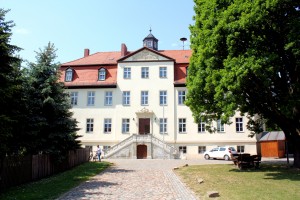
<box><xmin>204</xmin><ymin>147</ymin><xmax>237</xmax><ymax>160</ymax></box>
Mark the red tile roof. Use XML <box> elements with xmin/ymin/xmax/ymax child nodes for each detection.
<box><xmin>60</xmin><ymin>48</ymin><xmax>192</xmax><ymax>87</ymax></box>
<box><xmin>61</xmin><ymin>49</ymin><xmax>192</xmax><ymax>66</ymax></box>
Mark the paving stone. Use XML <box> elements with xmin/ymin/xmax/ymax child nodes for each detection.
<box><xmin>57</xmin><ymin>159</ymin><xmax>199</xmax><ymax>200</ymax></box>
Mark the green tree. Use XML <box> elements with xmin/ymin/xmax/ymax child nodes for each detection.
<box><xmin>186</xmin><ymin>0</ymin><xmax>300</xmax><ymax>167</ymax></box>
<box><xmin>0</xmin><ymin>9</ymin><xmax>22</xmax><ymax>158</ymax></box>
<box><xmin>26</xmin><ymin>42</ymin><xmax>80</xmax><ymax>160</ymax></box>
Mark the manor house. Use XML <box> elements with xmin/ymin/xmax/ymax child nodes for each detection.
<box><xmin>59</xmin><ymin>31</ymin><xmax>257</xmax><ymax>159</ymax></box>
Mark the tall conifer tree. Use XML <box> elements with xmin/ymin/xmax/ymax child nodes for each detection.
<box><xmin>26</xmin><ymin>43</ymin><xmax>80</xmax><ymax>159</ymax></box>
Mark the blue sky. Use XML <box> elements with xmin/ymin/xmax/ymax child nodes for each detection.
<box><xmin>1</xmin><ymin>0</ymin><xmax>195</xmax><ymax>64</ymax></box>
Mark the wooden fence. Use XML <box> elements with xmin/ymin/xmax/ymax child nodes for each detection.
<box><xmin>0</xmin><ymin>148</ymin><xmax>90</xmax><ymax>191</ymax></box>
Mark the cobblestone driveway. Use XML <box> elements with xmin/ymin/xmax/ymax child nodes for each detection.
<box><xmin>56</xmin><ymin>159</ymin><xmax>214</xmax><ymax>200</ymax></box>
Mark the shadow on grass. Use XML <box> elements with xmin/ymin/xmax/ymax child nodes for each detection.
<box><xmin>229</xmin><ymin>163</ymin><xmax>300</xmax><ymax>181</ymax></box>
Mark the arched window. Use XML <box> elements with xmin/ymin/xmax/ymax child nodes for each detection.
<box><xmin>65</xmin><ymin>68</ymin><xmax>73</xmax><ymax>82</ymax></box>
<box><xmin>98</xmin><ymin>68</ymin><xmax>106</xmax><ymax>81</ymax></box>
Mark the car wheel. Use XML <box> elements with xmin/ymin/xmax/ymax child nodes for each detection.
<box><xmin>204</xmin><ymin>154</ymin><xmax>210</xmax><ymax>160</ymax></box>
<box><xmin>224</xmin><ymin>155</ymin><xmax>230</xmax><ymax>161</ymax></box>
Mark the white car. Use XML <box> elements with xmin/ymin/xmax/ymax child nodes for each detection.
<box><xmin>204</xmin><ymin>147</ymin><xmax>237</xmax><ymax>160</ymax></box>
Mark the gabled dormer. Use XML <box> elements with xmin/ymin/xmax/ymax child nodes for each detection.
<box><xmin>143</xmin><ymin>29</ymin><xmax>158</xmax><ymax>51</ymax></box>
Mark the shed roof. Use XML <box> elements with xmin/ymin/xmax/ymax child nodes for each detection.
<box><xmin>259</xmin><ymin>131</ymin><xmax>285</xmax><ymax>141</ymax></box>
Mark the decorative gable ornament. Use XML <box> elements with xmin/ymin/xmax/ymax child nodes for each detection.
<box><xmin>122</xmin><ymin>49</ymin><xmax>171</xmax><ymax>62</ymax></box>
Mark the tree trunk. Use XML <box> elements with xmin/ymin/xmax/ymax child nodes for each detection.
<box><xmin>291</xmin><ymin>135</ymin><xmax>300</xmax><ymax>168</ymax></box>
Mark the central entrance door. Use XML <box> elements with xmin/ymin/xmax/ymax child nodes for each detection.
<box><xmin>139</xmin><ymin>118</ymin><xmax>150</xmax><ymax>135</ymax></box>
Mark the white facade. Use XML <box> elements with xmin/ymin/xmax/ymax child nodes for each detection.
<box><xmin>64</xmin><ymin>48</ymin><xmax>258</xmax><ymax>159</ymax></box>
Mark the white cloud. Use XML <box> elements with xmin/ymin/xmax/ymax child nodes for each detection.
<box><xmin>15</xmin><ymin>28</ymin><xmax>30</xmax><ymax>35</ymax></box>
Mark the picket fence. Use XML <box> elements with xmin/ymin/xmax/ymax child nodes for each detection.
<box><xmin>0</xmin><ymin>148</ymin><xmax>90</xmax><ymax>191</ymax></box>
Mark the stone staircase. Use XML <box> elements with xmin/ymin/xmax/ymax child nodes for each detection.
<box><xmin>103</xmin><ymin>134</ymin><xmax>179</xmax><ymax>159</ymax></box>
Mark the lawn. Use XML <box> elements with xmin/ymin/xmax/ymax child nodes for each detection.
<box><xmin>175</xmin><ymin>163</ymin><xmax>300</xmax><ymax>200</ymax></box>
<box><xmin>0</xmin><ymin>161</ymin><xmax>111</xmax><ymax>200</ymax></box>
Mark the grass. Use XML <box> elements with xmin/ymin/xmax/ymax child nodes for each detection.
<box><xmin>0</xmin><ymin>161</ymin><xmax>111</xmax><ymax>200</ymax></box>
<box><xmin>175</xmin><ymin>163</ymin><xmax>300</xmax><ymax>200</ymax></box>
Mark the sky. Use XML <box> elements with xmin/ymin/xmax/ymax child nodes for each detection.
<box><xmin>1</xmin><ymin>0</ymin><xmax>195</xmax><ymax>64</ymax></box>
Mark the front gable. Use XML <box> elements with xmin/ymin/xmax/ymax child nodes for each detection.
<box><xmin>118</xmin><ymin>47</ymin><xmax>174</xmax><ymax>62</ymax></box>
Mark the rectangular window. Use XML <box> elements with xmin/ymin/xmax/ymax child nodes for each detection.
<box><xmin>159</xmin><ymin>118</ymin><xmax>167</xmax><ymax>134</ymax></box>
<box><xmin>179</xmin><ymin>118</ymin><xmax>186</xmax><ymax>133</ymax></box>
<box><xmin>236</xmin><ymin>117</ymin><xmax>243</xmax><ymax>132</ymax></box>
<box><xmin>141</xmin><ymin>91</ymin><xmax>149</xmax><ymax>106</ymax></box>
<box><xmin>122</xmin><ymin>91</ymin><xmax>130</xmax><ymax>106</ymax></box>
<box><xmin>178</xmin><ymin>90</ymin><xmax>186</xmax><ymax>105</ymax></box>
<box><xmin>122</xmin><ymin>118</ymin><xmax>130</xmax><ymax>133</ymax></box>
<box><xmin>124</xmin><ymin>67</ymin><xmax>131</xmax><ymax>79</ymax></box>
<box><xmin>179</xmin><ymin>146</ymin><xmax>187</xmax><ymax>154</ymax></box>
<box><xmin>217</xmin><ymin>119</ymin><xmax>225</xmax><ymax>132</ymax></box>
<box><xmin>70</xmin><ymin>92</ymin><xmax>78</xmax><ymax>106</ymax></box>
<box><xmin>87</xmin><ymin>91</ymin><xmax>95</xmax><ymax>106</ymax></box>
<box><xmin>105</xmin><ymin>91</ymin><xmax>113</xmax><ymax>106</ymax></box>
<box><xmin>141</xmin><ymin>67</ymin><xmax>149</xmax><ymax>78</ymax></box>
<box><xmin>104</xmin><ymin>118</ymin><xmax>112</xmax><ymax>133</ymax></box>
<box><xmin>159</xmin><ymin>91</ymin><xmax>167</xmax><ymax>105</ymax></box>
<box><xmin>103</xmin><ymin>146</ymin><xmax>111</xmax><ymax>153</ymax></box>
<box><xmin>159</xmin><ymin>67</ymin><xmax>167</xmax><ymax>78</ymax></box>
<box><xmin>86</xmin><ymin>118</ymin><xmax>94</xmax><ymax>133</ymax></box>
<box><xmin>198</xmin><ymin>146</ymin><xmax>206</xmax><ymax>154</ymax></box>
<box><xmin>237</xmin><ymin>145</ymin><xmax>245</xmax><ymax>153</ymax></box>
<box><xmin>198</xmin><ymin>120</ymin><xmax>205</xmax><ymax>133</ymax></box>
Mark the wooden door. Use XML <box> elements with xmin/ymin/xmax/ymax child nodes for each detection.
<box><xmin>137</xmin><ymin>145</ymin><xmax>147</xmax><ymax>159</ymax></box>
<box><xmin>139</xmin><ymin>118</ymin><xmax>150</xmax><ymax>135</ymax></box>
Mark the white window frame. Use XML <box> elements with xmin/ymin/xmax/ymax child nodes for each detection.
<box><xmin>65</xmin><ymin>68</ymin><xmax>73</xmax><ymax>82</ymax></box>
<box><xmin>122</xmin><ymin>91</ymin><xmax>130</xmax><ymax>106</ymax></box>
<box><xmin>179</xmin><ymin>146</ymin><xmax>187</xmax><ymax>154</ymax></box>
<box><xmin>70</xmin><ymin>92</ymin><xmax>78</xmax><ymax>106</ymax></box>
<box><xmin>159</xmin><ymin>90</ymin><xmax>167</xmax><ymax>106</ymax></box>
<box><xmin>86</xmin><ymin>118</ymin><xmax>94</xmax><ymax>133</ymax></box>
<box><xmin>178</xmin><ymin>90</ymin><xmax>186</xmax><ymax>105</ymax></box>
<box><xmin>179</xmin><ymin>118</ymin><xmax>186</xmax><ymax>133</ymax></box>
<box><xmin>104</xmin><ymin>118</ymin><xmax>112</xmax><ymax>133</ymax></box>
<box><xmin>87</xmin><ymin>91</ymin><xmax>95</xmax><ymax>106</ymax></box>
<box><xmin>98</xmin><ymin>68</ymin><xmax>106</xmax><ymax>81</ymax></box>
<box><xmin>237</xmin><ymin>145</ymin><xmax>245</xmax><ymax>153</ymax></box>
<box><xmin>141</xmin><ymin>67</ymin><xmax>149</xmax><ymax>78</ymax></box>
<box><xmin>103</xmin><ymin>146</ymin><xmax>111</xmax><ymax>153</ymax></box>
<box><xmin>159</xmin><ymin>67</ymin><xmax>167</xmax><ymax>78</ymax></box>
<box><xmin>198</xmin><ymin>146</ymin><xmax>206</xmax><ymax>154</ymax></box>
<box><xmin>141</xmin><ymin>91</ymin><xmax>149</xmax><ymax>106</ymax></box>
<box><xmin>236</xmin><ymin>117</ymin><xmax>244</xmax><ymax>132</ymax></box>
<box><xmin>105</xmin><ymin>91</ymin><xmax>113</xmax><ymax>106</ymax></box>
<box><xmin>217</xmin><ymin>119</ymin><xmax>225</xmax><ymax>132</ymax></box>
<box><xmin>198</xmin><ymin>120</ymin><xmax>205</xmax><ymax>133</ymax></box>
<box><xmin>124</xmin><ymin>67</ymin><xmax>131</xmax><ymax>79</ymax></box>
<box><xmin>159</xmin><ymin>118</ymin><xmax>167</xmax><ymax>134</ymax></box>
<box><xmin>122</xmin><ymin>118</ymin><xmax>130</xmax><ymax>133</ymax></box>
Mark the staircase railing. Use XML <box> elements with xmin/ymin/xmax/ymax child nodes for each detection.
<box><xmin>103</xmin><ymin>134</ymin><xmax>178</xmax><ymax>159</ymax></box>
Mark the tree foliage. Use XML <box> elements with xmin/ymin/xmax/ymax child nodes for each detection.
<box><xmin>0</xmin><ymin>9</ymin><xmax>80</xmax><ymax>161</ymax></box>
<box><xmin>25</xmin><ymin>42</ymin><xmax>80</xmax><ymax>158</ymax></box>
<box><xmin>186</xmin><ymin>0</ymin><xmax>300</xmax><ymax>166</ymax></box>
<box><xmin>0</xmin><ymin>9</ymin><xmax>22</xmax><ymax>158</ymax></box>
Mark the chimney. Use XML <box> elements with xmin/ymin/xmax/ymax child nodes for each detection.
<box><xmin>84</xmin><ymin>48</ymin><xmax>90</xmax><ymax>57</ymax></box>
<box><xmin>121</xmin><ymin>43</ymin><xmax>128</xmax><ymax>57</ymax></box>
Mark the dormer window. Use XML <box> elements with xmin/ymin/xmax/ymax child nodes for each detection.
<box><xmin>65</xmin><ymin>68</ymin><xmax>73</xmax><ymax>82</ymax></box>
<box><xmin>98</xmin><ymin>68</ymin><xmax>106</xmax><ymax>81</ymax></box>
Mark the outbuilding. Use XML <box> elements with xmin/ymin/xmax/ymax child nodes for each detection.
<box><xmin>259</xmin><ymin>131</ymin><xmax>285</xmax><ymax>158</ymax></box>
